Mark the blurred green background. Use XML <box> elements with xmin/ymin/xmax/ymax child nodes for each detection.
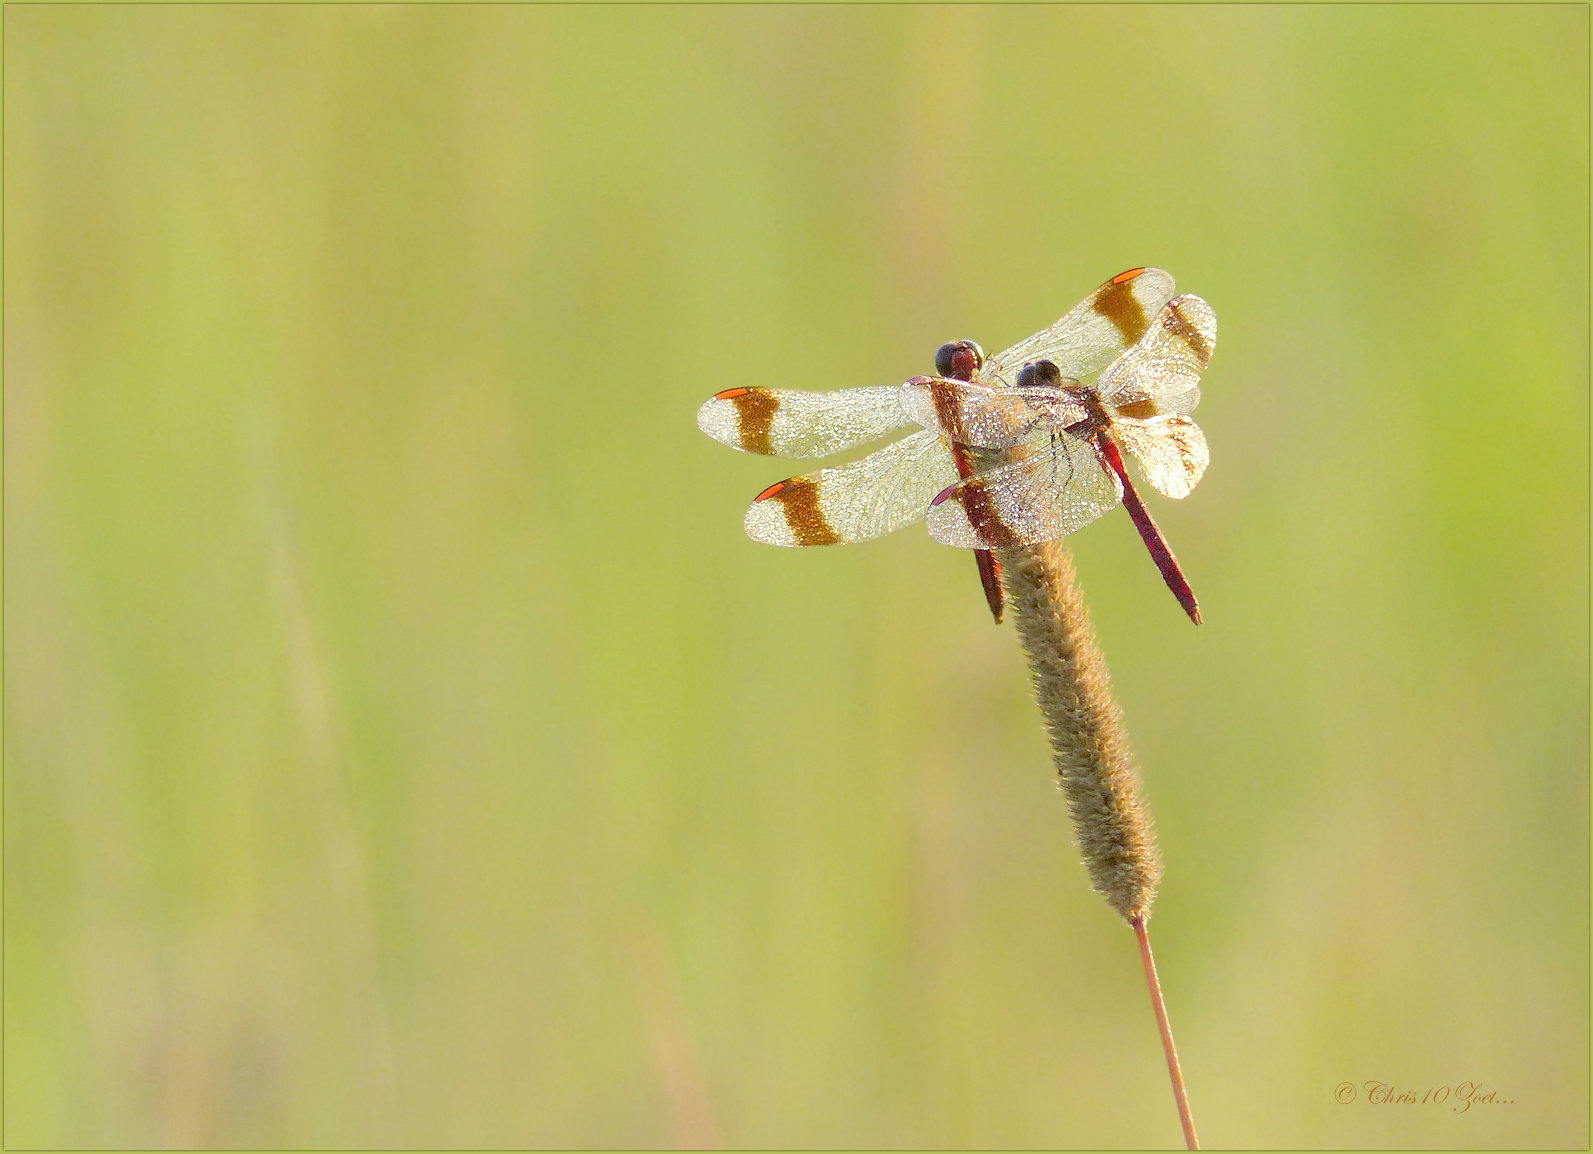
<box><xmin>5</xmin><ymin>4</ymin><xmax>1587</xmax><ymax>1149</ymax></box>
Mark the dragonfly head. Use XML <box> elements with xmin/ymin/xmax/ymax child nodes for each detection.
<box><xmin>934</xmin><ymin>340</ymin><xmax>985</xmax><ymax>382</ymax></box>
<box><xmin>1019</xmin><ymin>360</ymin><xmax>1099</xmax><ymax>426</ymax></box>
<box><xmin>1015</xmin><ymin>360</ymin><xmax>1066</xmax><ymax>389</ymax></box>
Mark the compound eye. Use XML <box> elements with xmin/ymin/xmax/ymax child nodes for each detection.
<box><xmin>934</xmin><ymin>340</ymin><xmax>986</xmax><ymax>381</ymax></box>
<box><xmin>1015</xmin><ymin>360</ymin><xmax>1063</xmax><ymax>389</ymax></box>
<box><xmin>933</xmin><ymin>342</ymin><xmax>960</xmax><ymax>377</ymax></box>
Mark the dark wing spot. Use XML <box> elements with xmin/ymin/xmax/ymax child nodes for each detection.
<box><xmin>766</xmin><ymin>478</ymin><xmax>841</xmax><ymax>546</ymax></box>
<box><xmin>732</xmin><ymin>389</ymin><xmax>781</xmax><ymax>455</ymax></box>
<box><xmin>1092</xmin><ymin>279</ymin><xmax>1152</xmax><ymax>347</ymax></box>
<box><xmin>1114</xmin><ymin>398</ymin><xmax>1160</xmax><ymax>421</ymax></box>
<box><xmin>1163</xmin><ymin>301</ymin><xmax>1213</xmax><ymax>367</ymax></box>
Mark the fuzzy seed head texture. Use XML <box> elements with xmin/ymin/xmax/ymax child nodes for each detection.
<box><xmin>998</xmin><ymin>539</ymin><xmax>1162</xmax><ymax>920</ymax></box>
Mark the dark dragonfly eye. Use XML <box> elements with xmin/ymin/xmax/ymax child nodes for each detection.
<box><xmin>934</xmin><ymin>340</ymin><xmax>985</xmax><ymax>381</ymax></box>
<box><xmin>1015</xmin><ymin>360</ymin><xmax>1064</xmax><ymax>388</ymax></box>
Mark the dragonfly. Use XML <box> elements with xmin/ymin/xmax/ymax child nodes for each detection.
<box><xmin>696</xmin><ymin>267</ymin><xmax>1215</xmax><ymax>623</ymax></box>
<box><xmin>697</xmin><ymin>336</ymin><xmax>1013</xmax><ymax>620</ymax></box>
<box><xmin>904</xmin><ymin>271</ymin><xmax>1216</xmax><ymax>624</ymax></box>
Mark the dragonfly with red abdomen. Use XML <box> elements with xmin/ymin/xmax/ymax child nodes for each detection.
<box><xmin>695</xmin><ymin>268</ymin><xmax>1215</xmax><ymax>623</ymax></box>
<box><xmin>905</xmin><ymin>284</ymin><xmax>1215</xmax><ymax>624</ymax></box>
<box><xmin>696</xmin><ymin>339</ymin><xmax>1013</xmax><ymax>620</ymax></box>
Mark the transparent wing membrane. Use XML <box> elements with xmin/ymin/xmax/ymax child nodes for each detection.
<box><xmin>743</xmin><ymin>430</ymin><xmax>961</xmax><ymax>547</ymax></box>
<box><xmin>925</xmin><ymin>433</ymin><xmax>1123</xmax><ymax>549</ymax></box>
<box><xmin>1098</xmin><ymin>294</ymin><xmax>1217</xmax><ymax>417</ymax></box>
<box><xmin>981</xmin><ymin>269</ymin><xmax>1178</xmax><ymax>389</ymax></box>
<box><xmin>898</xmin><ymin>377</ymin><xmax>1083</xmax><ymax>449</ymax></box>
<box><xmin>1115</xmin><ymin>416</ymin><xmax>1209</xmax><ymax>500</ymax></box>
<box><xmin>696</xmin><ymin>385</ymin><xmax>911</xmax><ymax>458</ymax></box>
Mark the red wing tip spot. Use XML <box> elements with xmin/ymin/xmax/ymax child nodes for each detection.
<box><xmin>754</xmin><ymin>481</ymin><xmax>788</xmax><ymax>501</ymax></box>
<box><xmin>930</xmin><ymin>484</ymin><xmax>959</xmax><ymax>507</ymax></box>
<box><xmin>1111</xmin><ymin>267</ymin><xmax>1148</xmax><ymax>284</ymax></box>
<box><xmin>714</xmin><ymin>387</ymin><xmax>752</xmax><ymax>399</ymax></box>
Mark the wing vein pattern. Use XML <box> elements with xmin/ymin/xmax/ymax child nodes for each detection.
<box><xmin>697</xmin><ymin>385</ymin><xmax>910</xmax><ymax>458</ymax></box>
<box><xmin>745</xmin><ymin>429</ymin><xmax>961</xmax><ymax>546</ymax></box>
<box><xmin>926</xmin><ymin>433</ymin><xmax>1124</xmax><ymax>549</ymax></box>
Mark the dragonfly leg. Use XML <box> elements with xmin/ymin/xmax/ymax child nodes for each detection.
<box><xmin>948</xmin><ymin>439</ymin><xmax>1005</xmax><ymax>623</ymax></box>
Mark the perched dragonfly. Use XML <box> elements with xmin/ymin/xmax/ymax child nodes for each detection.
<box><xmin>697</xmin><ymin>338</ymin><xmax>1011</xmax><ymax>620</ymax></box>
<box><xmin>696</xmin><ymin>268</ymin><xmax>1215</xmax><ymax>623</ymax></box>
<box><xmin>903</xmin><ymin>270</ymin><xmax>1215</xmax><ymax>624</ymax></box>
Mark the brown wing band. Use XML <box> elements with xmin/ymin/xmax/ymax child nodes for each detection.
<box><xmin>1091</xmin><ymin>278</ymin><xmax>1152</xmax><ymax>347</ymax></box>
<box><xmin>927</xmin><ymin>378</ymin><xmax>967</xmax><ymax>442</ymax></box>
<box><xmin>729</xmin><ymin>389</ymin><xmax>779</xmax><ymax>455</ymax></box>
<box><xmin>1114</xmin><ymin>398</ymin><xmax>1160</xmax><ymax>420</ymax></box>
<box><xmin>1162</xmin><ymin>300</ymin><xmax>1213</xmax><ymax>367</ymax></box>
<box><xmin>758</xmin><ymin>477</ymin><xmax>841</xmax><ymax>546</ymax></box>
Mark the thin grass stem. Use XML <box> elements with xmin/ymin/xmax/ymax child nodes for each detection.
<box><xmin>1133</xmin><ymin>914</ymin><xmax>1199</xmax><ymax>1150</ymax></box>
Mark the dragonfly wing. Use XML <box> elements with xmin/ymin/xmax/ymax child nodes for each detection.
<box><xmin>980</xmin><ymin>268</ymin><xmax>1178</xmax><ymax>388</ymax></box>
<box><xmin>925</xmin><ymin>433</ymin><xmax>1123</xmax><ymax>549</ymax></box>
<box><xmin>697</xmin><ymin>384</ymin><xmax>911</xmax><ymax>458</ymax></box>
<box><xmin>898</xmin><ymin>377</ymin><xmax>1082</xmax><ymax>449</ymax></box>
<box><xmin>1098</xmin><ymin>295</ymin><xmax>1216</xmax><ymax>418</ymax></box>
<box><xmin>1115</xmin><ymin>416</ymin><xmax>1209</xmax><ymax>499</ymax></box>
<box><xmin>744</xmin><ymin>429</ymin><xmax>960</xmax><ymax>546</ymax></box>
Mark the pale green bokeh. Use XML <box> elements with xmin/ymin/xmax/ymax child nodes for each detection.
<box><xmin>5</xmin><ymin>5</ymin><xmax>1587</xmax><ymax>1148</ymax></box>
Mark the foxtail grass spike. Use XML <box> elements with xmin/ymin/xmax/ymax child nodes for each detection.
<box><xmin>997</xmin><ymin>539</ymin><xmax>1162</xmax><ymax>920</ymax></box>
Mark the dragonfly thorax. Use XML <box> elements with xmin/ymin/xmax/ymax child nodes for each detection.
<box><xmin>1062</xmin><ymin>386</ymin><xmax>1113</xmax><ymax>437</ymax></box>
<box><xmin>1018</xmin><ymin>359</ymin><xmax>1109</xmax><ymax>436</ymax></box>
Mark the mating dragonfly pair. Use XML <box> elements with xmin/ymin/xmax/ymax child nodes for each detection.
<box><xmin>696</xmin><ymin>268</ymin><xmax>1216</xmax><ymax>624</ymax></box>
